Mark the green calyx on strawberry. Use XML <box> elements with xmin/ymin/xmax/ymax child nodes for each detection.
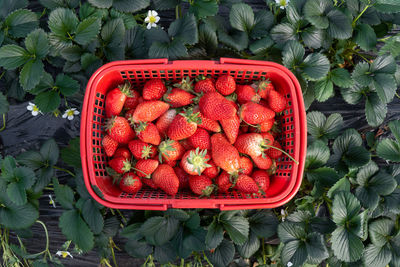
<box><xmin>133</xmin><ymin>121</ymin><xmax>148</xmax><ymax>134</ymax></box>
<box><xmin>158</xmin><ymin>139</ymin><xmax>176</xmax><ymax>162</ymax></box>
<box><xmin>181</xmin><ymin>108</ymin><xmax>202</xmax><ymax>125</ymax></box>
<box><xmin>118</xmin><ymin>82</ymin><xmax>133</xmax><ymax>97</ymax></box>
<box><xmin>252</xmin><ymin>77</ymin><xmax>271</xmax><ymax>96</ymax></box>
<box><xmin>141</xmin><ymin>145</ymin><xmax>154</xmax><ymax>159</ymax></box>
<box><xmin>185</xmin><ymin>147</ymin><xmax>211</xmax><ymax>175</ymax></box>
<box><xmin>173</xmin><ymin>76</ymin><xmax>194</xmax><ymax>92</ymax></box>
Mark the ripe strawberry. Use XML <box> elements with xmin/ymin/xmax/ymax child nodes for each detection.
<box><xmin>102</xmin><ymin>135</ymin><xmax>118</xmax><ymax>157</ymax></box>
<box><xmin>236</xmin><ymin>85</ymin><xmax>260</xmax><ymax>104</ymax></box>
<box><xmin>216</xmin><ymin>171</ymin><xmax>232</xmax><ymax>193</ymax></box>
<box><xmin>251</xmin><ymin>154</ymin><xmax>272</xmax><ymax>170</ymax></box>
<box><xmin>142</xmin><ymin>178</ymin><xmax>158</xmax><ymax>189</ymax></box>
<box><xmin>152</xmin><ymin>164</ymin><xmax>179</xmax><ymax>196</ymax></box>
<box><xmin>165</xmin><ymin>159</ymin><xmax>177</xmax><ymax>167</ymax></box>
<box><xmin>235</xmin><ymin>133</ymin><xmax>266</xmax><ymax>158</ymax></box>
<box><xmin>156</xmin><ymin>109</ymin><xmax>177</xmax><ymax>136</ymax></box>
<box><xmin>199</xmin><ymin>92</ymin><xmax>237</xmax><ymax>120</ymax></box>
<box><xmin>266</xmin><ymin>140</ymin><xmax>283</xmax><ymax>159</ymax></box>
<box><xmin>124</xmin><ymin>88</ymin><xmax>140</xmax><ymax>109</ymax></box>
<box><xmin>267</xmin><ymin>90</ymin><xmax>286</xmax><ymax>113</ymax></box>
<box><xmin>163</xmin><ymin>88</ymin><xmax>194</xmax><ymax>107</ymax></box>
<box><xmin>134</xmin><ymin>122</ymin><xmax>161</xmax><ymax>145</ymax></box>
<box><xmin>239</xmin><ymin>156</ymin><xmax>253</xmax><ymax>175</ymax></box>
<box><xmin>105</xmin><ymin>116</ymin><xmax>135</xmax><ymax>144</ymax></box>
<box><xmin>142</xmin><ymin>78</ymin><xmax>166</xmax><ymax>100</ymax></box>
<box><xmin>119</xmin><ymin>172</ymin><xmax>142</xmax><ymax>194</ymax></box>
<box><xmin>240</xmin><ymin>125</ymin><xmax>249</xmax><ymax>133</ymax></box>
<box><xmin>258</xmin><ymin>99</ymin><xmax>269</xmax><ymax>108</ymax></box>
<box><xmin>129</xmin><ymin>100</ymin><xmax>169</xmax><ymax>123</ymax></box>
<box><xmin>215</xmin><ymin>75</ymin><xmax>236</xmax><ymax>96</ymax></box>
<box><xmin>267</xmin><ymin>160</ymin><xmax>278</xmax><ymax>176</ymax></box>
<box><xmin>124</xmin><ymin>109</ymin><xmax>135</xmax><ymax>120</ymax></box>
<box><xmin>193</xmin><ymin>106</ymin><xmax>221</xmax><ymax>132</ymax></box>
<box><xmin>211</xmin><ymin>133</ymin><xmax>240</xmax><ymax>174</ymax></box>
<box><xmin>252</xmin><ymin>78</ymin><xmax>274</xmax><ymax>99</ymax></box>
<box><xmin>109</xmin><ymin>157</ymin><xmax>131</xmax><ymax>174</ymax></box>
<box><xmin>158</xmin><ymin>139</ymin><xmax>185</xmax><ymax>163</ymax></box>
<box><xmin>239</xmin><ymin>102</ymin><xmax>275</xmax><ymax>125</ymax></box>
<box><xmin>174</xmin><ymin>166</ymin><xmax>190</xmax><ymax>189</ymax></box>
<box><xmin>220</xmin><ymin>114</ymin><xmax>240</xmax><ymax>144</ymax></box>
<box><xmin>261</xmin><ymin>132</ymin><xmax>274</xmax><ymax>145</ymax></box>
<box><xmin>188</xmin><ymin>128</ymin><xmax>210</xmax><ymax>150</ymax></box>
<box><xmin>180</xmin><ymin>138</ymin><xmax>193</xmax><ymax>150</ymax></box>
<box><xmin>203</xmin><ymin>159</ymin><xmax>219</xmax><ymax>179</ymax></box>
<box><xmin>235</xmin><ymin>174</ymin><xmax>259</xmax><ymax>194</ymax></box>
<box><xmin>105</xmin><ymin>82</ymin><xmax>131</xmax><ymax>117</ymax></box>
<box><xmin>180</xmin><ymin>148</ymin><xmax>211</xmax><ymax>175</ymax></box>
<box><xmin>134</xmin><ymin>159</ymin><xmax>159</xmax><ymax>178</ymax></box>
<box><xmin>113</xmin><ymin>147</ymin><xmax>131</xmax><ymax>159</ymax></box>
<box><xmin>194</xmin><ymin>76</ymin><xmax>215</xmax><ymax>93</ymax></box>
<box><xmin>128</xmin><ymin>140</ymin><xmax>157</xmax><ymax>159</ymax></box>
<box><xmin>259</xmin><ymin>119</ymin><xmax>274</xmax><ymax>132</ymax></box>
<box><xmin>189</xmin><ymin>175</ymin><xmax>214</xmax><ymax>196</ymax></box>
<box><xmin>252</xmin><ymin>170</ymin><xmax>270</xmax><ymax>194</ymax></box>
<box><xmin>167</xmin><ymin>109</ymin><xmax>201</xmax><ymax>140</ymax></box>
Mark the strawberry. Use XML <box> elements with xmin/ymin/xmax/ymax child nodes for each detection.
<box><xmin>119</xmin><ymin>172</ymin><xmax>142</xmax><ymax>194</ymax></box>
<box><xmin>261</xmin><ymin>132</ymin><xmax>274</xmax><ymax>145</ymax></box>
<box><xmin>199</xmin><ymin>92</ymin><xmax>237</xmax><ymax>120</ymax></box>
<box><xmin>251</xmin><ymin>154</ymin><xmax>272</xmax><ymax>170</ymax></box>
<box><xmin>267</xmin><ymin>90</ymin><xmax>286</xmax><ymax>113</ymax></box>
<box><xmin>113</xmin><ymin>147</ymin><xmax>131</xmax><ymax>159</ymax></box>
<box><xmin>235</xmin><ymin>133</ymin><xmax>266</xmax><ymax>158</ymax></box>
<box><xmin>124</xmin><ymin>88</ymin><xmax>140</xmax><ymax>109</ymax></box>
<box><xmin>194</xmin><ymin>76</ymin><xmax>215</xmax><ymax>93</ymax></box>
<box><xmin>174</xmin><ymin>166</ymin><xmax>190</xmax><ymax>189</ymax></box>
<box><xmin>258</xmin><ymin>99</ymin><xmax>269</xmax><ymax>108</ymax></box>
<box><xmin>142</xmin><ymin>78</ymin><xmax>167</xmax><ymax>100</ymax></box>
<box><xmin>259</xmin><ymin>119</ymin><xmax>274</xmax><ymax>132</ymax></box>
<box><xmin>239</xmin><ymin>156</ymin><xmax>253</xmax><ymax>175</ymax></box>
<box><xmin>236</xmin><ymin>85</ymin><xmax>260</xmax><ymax>104</ymax></box>
<box><xmin>105</xmin><ymin>116</ymin><xmax>135</xmax><ymax>144</ymax></box>
<box><xmin>216</xmin><ymin>171</ymin><xmax>232</xmax><ymax>193</ymax></box>
<box><xmin>142</xmin><ymin>178</ymin><xmax>158</xmax><ymax>189</ymax></box>
<box><xmin>158</xmin><ymin>139</ymin><xmax>185</xmax><ymax>162</ymax></box>
<box><xmin>193</xmin><ymin>106</ymin><xmax>221</xmax><ymax>132</ymax></box>
<box><xmin>109</xmin><ymin>157</ymin><xmax>131</xmax><ymax>174</ymax></box>
<box><xmin>215</xmin><ymin>75</ymin><xmax>236</xmax><ymax>96</ymax></box>
<box><xmin>167</xmin><ymin>109</ymin><xmax>201</xmax><ymax>140</ymax></box>
<box><xmin>173</xmin><ymin>77</ymin><xmax>194</xmax><ymax>92</ymax></box>
<box><xmin>124</xmin><ymin>109</ymin><xmax>135</xmax><ymax>120</ymax></box>
<box><xmin>252</xmin><ymin>78</ymin><xmax>274</xmax><ymax>99</ymax></box>
<box><xmin>134</xmin><ymin>159</ymin><xmax>159</xmax><ymax>178</ymax></box>
<box><xmin>152</xmin><ymin>164</ymin><xmax>179</xmax><ymax>196</ymax></box>
<box><xmin>220</xmin><ymin>114</ymin><xmax>240</xmax><ymax>144</ymax></box>
<box><xmin>165</xmin><ymin>159</ymin><xmax>177</xmax><ymax>167</ymax></box>
<box><xmin>189</xmin><ymin>175</ymin><xmax>214</xmax><ymax>196</ymax></box>
<box><xmin>266</xmin><ymin>140</ymin><xmax>283</xmax><ymax>159</ymax></box>
<box><xmin>180</xmin><ymin>138</ymin><xmax>193</xmax><ymax>150</ymax></box>
<box><xmin>156</xmin><ymin>109</ymin><xmax>177</xmax><ymax>136</ymax></box>
<box><xmin>211</xmin><ymin>133</ymin><xmax>240</xmax><ymax>174</ymax></box>
<box><xmin>203</xmin><ymin>159</ymin><xmax>219</xmax><ymax>179</ymax></box>
<box><xmin>188</xmin><ymin>128</ymin><xmax>210</xmax><ymax>150</ymax></box>
<box><xmin>129</xmin><ymin>100</ymin><xmax>169</xmax><ymax>123</ymax></box>
<box><xmin>252</xmin><ymin>170</ymin><xmax>270</xmax><ymax>194</ymax></box>
<box><xmin>240</xmin><ymin>125</ymin><xmax>249</xmax><ymax>133</ymax></box>
<box><xmin>180</xmin><ymin>148</ymin><xmax>211</xmax><ymax>175</ymax></box>
<box><xmin>163</xmin><ymin>88</ymin><xmax>194</xmax><ymax>107</ymax></box>
<box><xmin>267</xmin><ymin>160</ymin><xmax>278</xmax><ymax>176</ymax></box>
<box><xmin>128</xmin><ymin>140</ymin><xmax>157</xmax><ymax>159</ymax></box>
<box><xmin>134</xmin><ymin>122</ymin><xmax>161</xmax><ymax>145</ymax></box>
<box><xmin>102</xmin><ymin>135</ymin><xmax>118</xmax><ymax>157</ymax></box>
<box><xmin>239</xmin><ymin>102</ymin><xmax>275</xmax><ymax>125</ymax></box>
<box><xmin>235</xmin><ymin>174</ymin><xmax>259</xmax><ymax>194</ymax></box>
<box><xmin>105</xmin><ymin>82</ymin><xmax>131</xmax><ymax>117</ymax></box>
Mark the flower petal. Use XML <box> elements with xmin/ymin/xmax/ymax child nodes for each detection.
<box><xmin>152</xmin><ymin>10</ymin><xmax>158</xmax><ymax>16</ymax></box>
<box><xmin>145</xmin><ymin>17</ymin><xmax>150</xmax><ymax>22</ymax></box>
<box><xmin>155</xmin><ymin>16</ymin><xmax>160</xmax><ymax>23</ymax></box>
<box><xmin>27</xmin><ymin>105</ymin><xmax>33</xmax><ymax>111</ymax></box>
<box><xmin>74</xmin><ymin>110</ymin><xmax>80</xmax><ymax>115</ymax></box>
<box><xmin>147</xmin><ymin>23</ymin><xmax>152</xmax><ymax>29</ymax></box>
<box><xmin>62</xmin><ymin>113</ymin><xmax>68</xmax><ymax>118</ymax></box>
<box><xmin>32</xmin><ymin>111</ymin><xmax>39</xmax><ymax>116</ymax></box>
<box><xmin>68</xmin><ymin>115</ymin><xmax>74</xmax><ymax>120</ymax></box>
<box><xmin>147</xmin><ymin>10</ymin><xmax>152</xmax><ymax>17</ymax></box>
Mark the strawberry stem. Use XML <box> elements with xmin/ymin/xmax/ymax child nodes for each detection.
<box><xmin>263</xmin><ymin>145</ymin><xmax>299</xmax><ymax>164</ymax></box>
<box><xmin>131</xmin><ymin>167</ymin><xmax>150</xmax><ymax>177</ymax></box>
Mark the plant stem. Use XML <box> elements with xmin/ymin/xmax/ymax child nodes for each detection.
<box><xmin>175</xmin><ymin>4</ymin><xmax>182</xmax><ymax>19</ymax></box>
<box><xmin>53</xmin><ymin>166</ymin><xmax>75</xmax><ymax>177</ymax></box>
<box><xmin>180</xmin><ymin>258</ymin><xmax>184</xmax><ymax>267</ymax></box>
<box><xmin>0</xmin><ymin>114</ymin><xmax>6</xmax><ymax>132</ymax></box>
<box><xmin>202</xmin><ymin>251</ymin><xmax>213</xmax><ymax>266</ymax></box>
<box><xmin>116</xmin><ymin>209</ymin><xmax>127</xmax><ymax>225</ymax></box>
<box><xmin>262</xmin><ymin>238</ymin><xmax>266</xmax><ymax>264</ymax></box>
<box><xmin>37</xmin><ymin>220</ymin><xmax>52</xmax><ymax>260</ymax></box>
<box><xmin>395</xmin><ymin>92</ymin><xmax>400</xmax><ymax>99</ymax></box>
<box><xmin>110</xmin><ymin>238</ymin><xmax>119</xmax><ymax>267</ymax></box>
<box><xmin>352</xmin><ymin>5</ymin><xmax>370</xmax><ymax>27</ymax></box>
<box><xmin>263</xmin><ymin>144</ymin><xmax>299</xmax><ymax>164</ymax></box>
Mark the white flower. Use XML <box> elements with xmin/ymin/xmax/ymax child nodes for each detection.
<box><xmin>287</xmin><ymin>262</ymin><xmax>293</xmax><ymax>267</ymax></box>
<box><xmin>56</xmin><ymin>251</ymin><xmax>73</xmax><ymax>258</ymax></box>
<box><xmin>26</xmin><ymin>102</ymin><xmax>42</xmax><ymax>116</ymax></box>
<box><xmin>275</xmin><ymin>0</ymin><xmax>290</xmax><ymax>9</ymax></box>
<box><xmin>48</xmin><ymin>194</ymin><xmax>56</xmax><ymax>208</ymax></box>
<box><xmin>281</xmin><ymin>209</ymin><xmax>288</xmax><ymax>222</ymax></box>
<box><xmin>62</xmin><ymin>108</ymin><xmax>79</xmax><ymax>121</ymax></box>
<box><xmin>145</xmin><ymin>10</ymin><xmax>160</xmax><ymax>29</ymax></box>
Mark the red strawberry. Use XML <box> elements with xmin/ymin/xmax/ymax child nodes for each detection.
<box><xmin>167</xmin><ymin>109</ymin><xmax>201</xmax><ymax>140</ymax></box>
<box><xmin>194</xmin><ymin>76</ymin><xmax>215</xmax><ymax>93</ymax></box>
<box><xmin>174</xmin><ymin>166</ymin><xmax>190</xmax><ymax>189</ymax></box>
<box><xmin>258</xmin><ymin>99</ymin><xmax>269</xmax><ymax>108</ymax></box>
<box><xmin>119</xmin><ymin>172</ymin><xmax>142</xmax><ymax>194</ymax></box>
<box><xmin>239</xmin><ymin>156</ymin><xmax>253</xmax><ymax>175</ymax></box>
<box><xmin>105</xmin><ymin>116</ymin><xmax>135</xmax><ymax>144</ymax></box>
<box><xmin>102</xmin><ymin>135</ymin><xmax>118</xmax><ymax>157</ymax></box>
<box><xmin>252</xmin><ymin>78</ymin><xmax>274</xmax><ymax>99</ymax></box>
<box><xmin>189</xmin><ymin>175</ymin><xmax>214</xmax><ymax>196</ymax></box>
<box><xmin>216</xmin><ymin>171</ymin><xmax>232</xmax><ymax>193</ymax></box>
<box><xmin>134</xmin><ymin>122</ymin><xmax>161</xmax><ymax>145</ymax></box>
<box><xmin>211</xmin><ymin>133</ymin><xmax>240</xmax><ymax>174</ymax></box>
<box><xmin>266</xmin><ymin>140</ymin><xmax>283</xmax><ymax>159</ymax></box>
<box><xmin>252</xmin><ymin>170</ymin><xmax>270</xmax><ymax>194</ymax></box>
<box><xmin>165</xmin><ymin>159</ymin><xmax>177</xmax><ymax>167</ymax></box>
<box><xmin>113</xmin><ymin>147</ymin><xmax>131</xmax><ymax>159</ymax></box>
<box><xmin>261</xmin><ymin>132</ymin><xmax>274</xmax><ymax>145</ymax></box>
<box><xmin>152</xmin><ymin>164</ymin><xmax>179</xmax><ymax>196</ymax></box>
<box><xmin>158</xmin><ymin>139</ymin><xmax>185</xmax><ymax>162</ymax></box>
<box><xmin>267</xmin><ymin>160</ymin><xmax>278</xmax><ymax>176</ymax></box>
<box><xmin>236</xmin><ymin>85</ymin><xmax>260</xmax><ymax>104</ymax></box>
<box><xmin>109</xmin><ymin>157</ymin><xmax>131</xmax><ymax>174</ymax></box>
<box><xmin>142</xmin><ymin>178</ymin><xmax>158</xmax><ymax>189</ymax></box>
<box><xmin>235</xmin><ymin>133</ymin><xmax>266</xmax><ymax>158</ymax></box>
<box><xmin>220</xmin><ymin>114</ymin><xmax>240</xmax><ymax>144</ymax></box>
<box><xmin>128</xmin><ymin>140</ymin><xmax>157</xmax><ymax>159</ymax></box>
<box><xmin>259</xmin><ymin>119</ymin><xmax>274</xmax><ymax>132</ymax></box>
<box><xmin>124</xmin><ymin>88</ymin><xmax>140</xmax><ymax>109</ymax></box>
<box><xmin>239</xmin><ymin>102</ymin><xmax>275</xmax><ymax>125</ymax></box>
<box><xmin>142</xmin><ymin>78</ymin><xmax>166</xmax><ymax>100</ymax></box>
<box><xmin>203</xmin><ymin>159</ymin><xmax>219</xmax><ymax>179</ymax></box>
<box><xmin>164</xmin><ymin>88</ymin><xmax>194</xmax><ymax>107</ymax></box>
<box><xmin>134</xmin><ymin>159</ymin><xmax>159</xmax><ymax>178</ymax></box>
<box><xmin>251</xmin><ymin>154</ymin><xmax>272</xmax><ymax>170</ymax></box>
<box><xmin>193</xmin><ymin>106</ymin><xmax>221</xmax><ymax>132</ymax></box>
<box><xmin>180</xmin><ymin>148</ymin><xmax>211</xmax><ymax>175</ymax></box>
<box><xmin>105</xmin><ymin>82</ymin><xmax>131</xmax><ymax>117</ymax></box>
<box><xmin>240</xmin><ymin>125</ymin><xmax>249</xmax><ymax>133</ymax></box>
<box><xmin>235</xmin><ymin>174</ymin><xmax>259</xmax><ymax>194</ymax></box>
<box><xmin>267</xmin><ymin>90</ymin><xmax>286</xmax><ymax>113</ymax></box>
<box><xmin>129</xmin><ymin>101</ymin><xmax>169</xmax><ymax>123</ymax></box>
<box><xmin>180</xmin><ymin>138</ymin><xmax>193</xmax><ymax>150</ymax></box>
<box><xmin>188</xmin><ymin>128</ymin><xmax>210</xmax><ymax>150</ymax></box>
<box><xmin>199</xmin><ymin>92</ymin><xmax>237</xmax><ymax>120</ymax></box>
<box><xmin>124</xmin><ymin>109</ymin><xmax>135</xmax><ymax>120</ymax></box>
<box><xmin>215</xmin><ymin>75</ymin><xmax>236</xmax><ymax>96</ymax></box>
<box><xmin>156</xmin><ymin>109</ymin><xmax>177</xmax><ymax>136</ymax></box>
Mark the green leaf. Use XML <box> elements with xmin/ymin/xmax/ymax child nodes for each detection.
<box><xmin>371</xmin><ymin>73</ymin><xmax>397</xmax><ymax>104</ymax></box>
<box><xmin>5</xmin><ymin>9</ymin><xmax>39</xmax><ymax>38</ymax></box>
<box><xmin>236</xmin><ymin>231</ymin><xmax>260</xmax><ymax>258</ymax></box>
<box><xmin>55</xmin><ymin>74</ymin><xmax>79</xmax><ymax>96</ymax></box>
<box><xmin>221</xmin><ymin>216</ymin><xmax>249</xmax><ymax>245</ymax></box>
<box><xmin>112</xmin><ymin>0</ymin><xmax>150</xmax><ymax>13</ymax></box>
<box><xmin>306</xmin><ymin>232</ymin><xmax>329</xmax><ymax>264</ymax></box>
<box><xmin>59</xmin><ymin>209</ymin><xmax>94</xmax><ymax>252</ymax></box>
<box><xmin>48</xmin><ymin>8</ymin><xmax>79</xmax><ymax>38</ymax></box>
<box><xmin>206</xmin><ymin>218</ymin><xmax>224</xmax><ymax>249</ymax></box>
<box><xmin>326</xmin><ymin>9</ymin><xmax>352</xmax><ymax>39</ymax></box>
<box><xmin>307</xmin><ymin>167</ymin><xmax>340</xmax><ymax>187</ymax></box>
<box><xmin>250</xmin><ymin>10</ymin><xmax>273</xmax><ymax>39</ymax></box>
<box><xmin>61</xmin><ymin>138</ymin><xmax>81</xmax><ymax>168</ymax></box>
<box><xmin>341</xmin><ymin>82</ymin><xmax>364</xmax><ymax>104</ymax></box>
<box><xmin>149</xmin><ymin>39</ymin><xmax>188</xmax><ymax>60</ymax></box>
<box><xmin>0</xmin><ymin>202</ymin><xmax>38</xmax><ymax>229</ymax></box>
<box><xmin>365</xmin><ymin>92</ymin><xmax>387</xmax><ymax>127</ymax></box>
<box><xmin>0</xmin><ymin>0</ymin><xmax>28</xmax><ymax>19</ymax></box>
<box><xmin>205</xmin><ymin>239</ymin><xmax>235</xmax><ymax>267</ymax></box>
<box><xmin>375</xmin><ymin>0</ymin><xmax>400</xmax><ymax>13</ymax></box>
<box><xmin>302</xmin><ymin>26</ymin><xmax>324</xmax><ymax>49</ymax></box>
<box><xmin>82</xmin><ymin>198</ymin><xmax>104</xmax><ymax>235</ymax></box>
<box><xmin>314</xmin><ymin>78</ymin><xmax>334</xmax><ymax>102</ymax></box>
<box><xmin>7</xmin><ymin>182</ymin><xmax>27</xmax><ymax>205</ymax></box>
<box><xmin>74</xmin><ymin>17</ymin><xmax>101</xmax><ymax>45</ymax></box>
<box><xmin>101</xmin><ymin>18</ymin><xmax>125</xmax><ymax>47</ymax></box>
<box><xmin>40</xmin><ymin>139</ymin><xmax>59</xmax><ymax>166</ymax></box>
<box><xmin>189</xmin><ymin>0</ymin><xmax>218</xmax><ymax>19</ymax></box>
<box><xmin>388</xmin><ymin>120</ymin><xmax>400</xmax><ymax>142</ymax></box>
<box><xmin>125</xmin><ymin>239</ymin><xmax>153</xmax><ymax>258</ymax></box>
<box><xmin>343</xmin><ymin>146</ymin><xmax>370</xmax><ymax>168</ymax></box>
<box><xmin>198</xmin><ymin>22</ymin><xmax>218</xmax><ymax>54</ymax></box>
<box><xmin>331</xmin><ymin>226</ymin><xmax>364</xmax><ymax>262</ymax></box>
<box><xmin>331</xmin><ymin>68</ymin><xmax>353</xmax><ymax>88</ymax></box>
<box><xmin>307</xmin><ymin>111</ymin><xmax>343</xmax><ymax>141</ymax></box>
<box><xmin>34</xmin><ymin>167</ymin><xmax>54</xmax><ymax>193</ymax></box>
<box><xmin>229</xmin><ymin>3</ymin><xmax>254</xmax><ymax>33</ymax></box>
<box><xmin>363</xmin><ymin>244</ymin><xmax>392</xmax><ymax>267</ymax></box>
<box><xmin>29</xmin><ymin>72</ymin><xmax>54</xmax><ymax>95</ymax></box>
<box><xmin>53</xmin><ymin>178</ymin><xmax>74</xmax><ymax>209</ymax></box>
<box><xmin>281</xmin><ymin>240</ymin><xmax>308</xmax><ymax>267</ymax></box>
<box><xmin>110</xmin><ymin>9</ymin><xmax>136</xmax><ymax>30</ymax></box>
<box><xmin>81</xmin><ymin>53</ymin><xmax>102</xmax><ymax>74</ymax></box>
<box><xmin>282</xmin><ymin>40</ymin><xmax>305</xmax><ymax>70</ymax></box>
<box><xmin>271</xmin><ymin>23</ymin><xmax>296</xmax><ymax>44</ymax></box>
<box><xmin>19</xmin><ymin>60</ymin><xmax>44</xmax><ymax>91</ymax></box>
<box><xmin>379</xmin><ymin>34</ymin><xmax>400</xmax><ymax>57</ymax></box>
<box><xmin>17</xmin><ymin>151</ymin><xmax>44</xmax><ymax>169</ymax></box>
<box><xmin>0</xmin><ymin>45</ymin><xmax>29</xmax><ymax>69</ymax></box>
<box><xmin>248</xmin><ymin>211</ymin><xmax>278</xmax><ymax>239</ymax></box>
<box><xmin>352</xmin><ymin>62</ymin><xmax>372</xmax><ymax>87</ymax></box>
<box><xmin>355</xmin><ymin>24</ymin><xmax>376</xmax><ymax>51</ymax></box>
<box><xmin>302</xmin><ymin>53</ymin><xmax>330</xmax><ymax>81</ymax></box>
<box><xmin>303</xmin><ymin>0</ymin><xmax>332</xmax><ymax>29</ymax></box>
<box><xmin>0</xmin><ymin>92</ymin><xmax>9</xmax><ymax>115</ymax></box>
<box><xmin>154</xmin><ymin>242</ymin><xmax>177</xmax><ymax>264</ymax></box>
<box><xmin>305</xmin><ymin>140</ymin><xmax>330</xmax><ymax>169</ymax></box>
<box><xmin>332</xmin><ymin>191</ymin><xmax>361</xmax><ymax>225</ymax></box>
<box><xmin>218</xmin><ymin>30</ymin><xmax>248</xmax><ymax>51</ymax></box>
<box><xmin>333</xmin><ymin>128</ymin><xmax>362</xmax><ymax>155</ymax></box>
<box><xmin>327</xmin><ymin>177</ymin><xmax>351</xmax><ymax>198</ymax></box>
<box><xmin>278</xmin><ymin>221</ymin><xmax>307</xmax><ymax>244</ymax></box>
<box><xmin>168</xmin><ymin>13</ymin><xmax>198</xmax><ymax>45</ymax></box>
<box><xmin>249</xmin><ymin>36</ymin><xmax>274</xmax><ymax>54</ymax></box>
<box><xmin>141</xmin><ymin>216</ymin><xmax>179</xmax><ymax>246</ymax></box>
<box><xmin>35</xmin><ymin>90</ymin><xmax>61</xmax><ymax>113</ymax></box>
<box><xmin>120</xmin><ymin>223</ymin><xmax>142</xmax><ymax>239</ymax></box>
<box><xmin>369</xmin><ymin>218</ymin><xmax>395</xmax><ymax>247</ymax></box>
<box><xmin>377</xmin><ymin>139</ymin><xmax>400</xmax><ymax>162</ymax></box>
<box><xmin>25</xmin><ymin>29</ymin><xmax>49</xmax><ymax>59</ymax></box>
<box><xmin>88</xmin><ymin>0</ymin><xmax>112</xmax><ymax>8</ymax></box>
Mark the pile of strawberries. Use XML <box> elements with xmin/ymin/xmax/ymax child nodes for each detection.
<box><xmin>102</xmin><ymin>75</ymin><xmax>288</xmax><ymax>197</ymax></box>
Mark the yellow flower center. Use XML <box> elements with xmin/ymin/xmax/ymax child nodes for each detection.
<box><xmin>61</xmin><ymin>252</ymin><xmax>69</xmax><ymax>258</ymax></box>
<box><xmin>33</xmin><ymin>106</ymin><xmax>39</xmax><ymax>112</ymax></box>
<box><xmin>149</xmin><ymin>16</ymin><xmax>156</xmax><ymax>23</ymax></box>
<box><xmin>67</xmin><ymin>110</ymin><xmax>75</xmax><ymax>116</ymax></box>
<box><xmin>280</xmin><ymin>0</ymin><xmax>287</xmax><ymax>6</ymax></box>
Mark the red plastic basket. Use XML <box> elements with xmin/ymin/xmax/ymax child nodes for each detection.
<box><xmin>80</xmin><ymin>58</ymin><xmax>307</xmax><ymax>210</ymax></box>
